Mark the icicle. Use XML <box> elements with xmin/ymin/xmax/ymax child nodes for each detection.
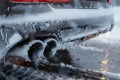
<box><xmin>7</xmin><ymin>7</ymin><xmax>10</xmax><ymax>12</ymax></box>
<box><xmin>32</xmin><ymin>23</ymin><xmax>36</xmax><ymax>33</ymax></box>
<box><xmin>5</xmin><ymin>32</ymin><xmax>9</xmax><ymax>45</ymax></box>
<box><xmin>48</xmin><ymin>4</ymin><xmax>55</xmax><ymax>11</ymax></box>
<box><xmin>23</xmin><ymin>24</ymin><xmax>27</xmax><ymax>33</ymax></box>
<box><xmin>83</xmin><ymin>26</ymin><xmax>89</xmax><ymax>43</ymax></box>
<box><xmin>1</xmin><ymin>47</ymin><xmax>8</xmax><ymax>66</ymax></box>
<box><xmin>0</xmin><ymin>28</ymin><xmax>4</xmax><ymax>40</ymax></box>
<box><xmin>3</xmin><ymin>55</ymin><xmax>6</xmax><ymax>66</ymax></box>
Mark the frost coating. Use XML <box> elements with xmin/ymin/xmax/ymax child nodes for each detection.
<box><xmin>0</xmin><ymin>7</ymin><xmax>113</xmax><ymax>24</ymax></box>
<box><xmin>44</xmin><ymin>38</ymin><xmax>58</xmax><ymax>58</ymax></box>
<box><xmin>8</xmin><ymin>40</ymin><xmax>45</xmax><ymax>61</ymax></box>
<box><xmin>8</xmin><ymin>33</ymin><xmax>22</xmax><ymax>46</ymax></box>
<box><xmin>0</xmin><ymin>33</ymin><xmax>22</xmax><ymax>59</ymax></box>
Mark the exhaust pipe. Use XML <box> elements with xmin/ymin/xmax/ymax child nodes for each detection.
<box><xmin>27</xmin><ymin>40</ymin><xmax>45</xmax><ymax>61</ymax></box>
<box><xmin>8</xmin><ymin>40</ymin><xmax>45</xmax><ymax>61</ymax></box>
<box><xmin>43</xmin><ymin>38</ymin><xmax>58</xmax><ymax>58</ymax></box>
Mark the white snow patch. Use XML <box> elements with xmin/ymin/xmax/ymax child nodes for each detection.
<box><xmin>78</xmin><ymin>45</ymin><xmax>104</xmax><ymax>53</ymax></box>
<box><xmin>8</xmin><ymin>33</ymin><xmax>22</xmax><ymax>46</ymax></box>
<box><xmin>67</xmin><ymin>43</ymin><xmax>104</xmax><ymax>53</ymax></box>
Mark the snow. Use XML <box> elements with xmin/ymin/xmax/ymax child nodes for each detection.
<box><xmin>63</xmin><ymin>25</ymin><xmax>109</xmax><ymax>42</ymax></box>
<box><xmin>77</xmin><ymin>45</ymin><xmax>104</xmax><ymax>53</ymax></box>
<box><xmin>0</xmin><ymin>6</ymin><xmax>113</xmax><ymax>24</ymax></box>
<box><xmin>8</xmin><ymin>33</ymin><xmax>22</xmax><ymax>46</ymax></box>
<box><xmin>0</xmin><ymin>33</ymin><xmax>22</xmax><ymax>59</ymax></box>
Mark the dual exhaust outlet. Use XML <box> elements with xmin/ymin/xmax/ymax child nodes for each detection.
<box><xmin>8</xmin><ymin>38</ymin><xmax>58</xmax><ymax>61</ymax></box>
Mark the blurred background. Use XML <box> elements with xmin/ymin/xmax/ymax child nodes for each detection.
<box><xmin>112</xmin><ymin>0</ymin><xmax>120</xmax><ymax>6</ymax></box>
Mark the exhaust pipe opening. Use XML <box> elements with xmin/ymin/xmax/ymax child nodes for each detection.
<box><xmin>28</xmin><ymin>42</ymin><xmax>44</xmax><ymax>61</ymax></box>
<box><xmin>44</xmin><ymin>39</ymin><xmax>58</xmax><ymax>58</ymax></box>
<box><xmin>7</xmin><ymin>40</ymin><xmax>45</xmax><ymax>61</ymax></box>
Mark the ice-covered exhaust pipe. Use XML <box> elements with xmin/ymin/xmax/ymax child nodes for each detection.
<box><xmin>27</xmin><ymin>40</ymin><xmax>45</xmax><ymax>61</ymax></box>
<box><xmin>43</xmin><ymin>38</ymin><xmax>58</xmax><ymax>58</ymax></box>
<box><xmin>8</xmin><ymin>40</ymin><xmax>45</xmax><ymax>61</ymax></box>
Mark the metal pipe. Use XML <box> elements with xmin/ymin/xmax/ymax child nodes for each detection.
<box><xmin>43</xmin><ymin>38</ymin><xmax>58</xmax><ymax>58</ymax></box>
